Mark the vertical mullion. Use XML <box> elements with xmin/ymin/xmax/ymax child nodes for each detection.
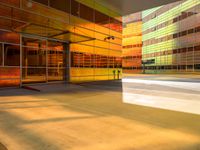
<box><xmin>2</xmin><ymin>43</ymin><xmax>4</xmax><ymax>66</ymax></box>
<box><xmin>65</xmin><ymin>43</ymin><xmax>70</xmax><ymax>83</ymax></box>
<box><xmin>46</xmin><ymin>40</ymin><xmax>48</xmax><ymax>83</ymax></box>
<box><xmin>20</xmin><ymin>34</ymin><xmax>22</xmax><ymax>87</ymax></box>
<box><xmin>193</xmin><ymin>45</ymin><xmax>195</xmax><ymax>72</ymax></box>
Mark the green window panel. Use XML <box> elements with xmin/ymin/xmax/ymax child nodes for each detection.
<box><xmin>142</xmin><ymin>0</ymin><xmax>200</xmax><ymax>31</ymax></box>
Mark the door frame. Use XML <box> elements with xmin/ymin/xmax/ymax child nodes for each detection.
<box><xmin>20</xmin><ymin>33</ymin><xmax>70</xmax><ymax>87</ymax></box>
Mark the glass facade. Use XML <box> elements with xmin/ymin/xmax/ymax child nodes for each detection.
<box><xmin>122</xmin><ymin>12</ymin><xmax>142</xmax><ymax>74</ymax></box>
<box><xmin>2</xmin><ymin>0</ymin><xmax>199</xmax><ymax>87</ymax></box>
<box><xmin>0</xmin><ymin>0</ymin><xmax>122</xmax><ymax>87</ymax></box>
<box><xmin>122</xmin><ymin>0</ymin><xmax>200</xmax><ymax>74</ymax></box>
<box><xmin>0</xmin><ymin>30</ymin><xmax>21</xmax><ymax>87</ymax></box>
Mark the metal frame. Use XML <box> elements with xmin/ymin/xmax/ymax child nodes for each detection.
<box><xmin>20</xmin><ymin>33</ymin><xmax>70</xmax><ymax>86</ymax></box>
<box><xmin>2</xmin><ymin>43</ymin><xmax>4</xmax><ymax>66</ymax></box>
<box><xmin>20</xmin><ymin>34</ymin><xmax>22</xmax><ymax>87</ymax></box>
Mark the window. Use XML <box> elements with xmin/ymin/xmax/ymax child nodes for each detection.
<box><xmin>80</xmin><ymin>4</ymin><xmax>94</xmax><ymax>22</ymax></box>
<box><xmin>0</xmin><ymin>31</ymin><xmax>20</xmax><ymax>44</ymax></box>
<box><xmin>0</xmin><ymin>0</ymin><xmax>20</xmax><ymax>7</ymax></box>
<box><xmin>188</xmin><ymin>28</ymin><xmax>194</xmax><ymax>34</ymax></box>
<box><xmin>0</xmin><ymin>4</ymin><xmax>12</xmax><ymax>18</ymax></box>
<box><xmin>195</xmin><ymin>26</ymin><xmax>200</xmax><ymax>33</ymax></box>
<box><xmin>71</xmin><ymin>52</ymin><xmax>83</xmax><ymax>67</ymax></box>
<box><xmin>194</xmin><ymin>45</ymin><xmax>200</xmax><ymax>51</ymax></box>
<box><xmin>110</xmin><ymin>18</ymin><xmax>122</xmax><ymax>32</ymax></box>
<box><xmin>84</xmin><ymin>53</ymin><xmax>92</xmax><ymax>67</ymax></box>
<box><xmin>47</xmin><ymin>40</ymin><xmax>64</xmax><ymax>68</ymax></box>
<box><xmin>173</xmin><ymin>33</ymin><xmax>178</xmax><ymax>39</ymax></box>
<box><xmin>101</xmin><ymin>56</ymin><xmax>108</xmax><ymax>68</ymax></box>
<box><xmin>4</xmin><ymin>44</ymin><xmax>20</xmax><ymax>66</ymax></box>
<box><xmin>114</xmin><ymin>57</ymin><xmax>122</xmax><ymax>68</ymax></box>
<box><xmin>49</xmin><ymin>0</ymin><xmax>70</xmax><ymax>13</ymax></box>
<box><xmin>180</xmin><ymin>48</ymin><xmax>187</xmax><ymax>53</ymax></box>
<box><xmin>173</xmin><ymin>17</ymin><xmax>178</xmax><ymax>23</ymax></box>
<box><xmin>181</xmin><ymin>12</ymin><xmax>187</xmax><ymax>20</ymax></box>
<box><xmin>22</xmin><ymin>47</ymin><xmax>46</xmax><ymax>67</ymax></box>
<box><xmin>71</xmin><ymin>52</ymin><xmax>121</xmax><ymax>68</ymax></box>
<box><xmin>33</xmin><ymin>0</ymin><xmax>49</xmax><ymax>6</ymax></box>
<box><xmin>194</xmin><ymin>64</ymin><xmax>200</xmax><ymax>69</ymax></box>
<box><xmin>188</xmin><ymin>47</ymin><xmax>193</xmax><ymax>52</ymax></box>
<box><xmin>71</xmin><ymin>0</ymin><xmax>79</xmax><ymax>17</ymax></box>
<box><xmin>181</xmin><ymin>30</ymin><xmax>187</xmax><ymax>36</ymax></box>
<box><xmin>95</xmin><ymin>10</ymin><xmax>109</xmax><ymax>27</ymax></box>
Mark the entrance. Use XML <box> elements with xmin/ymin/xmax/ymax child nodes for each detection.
<box><xmin>21</xmin><ymin>35</ymin><xmax>69</xmax><ymax>85</ymax></box>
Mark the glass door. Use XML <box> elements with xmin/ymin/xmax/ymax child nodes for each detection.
<box><xmin>22</xmin><ymin>36</ymin><xmax>47</xmax><ymax>84</ymax></box>
<box><xmin>47</xmin><ymin>40</ymin><xmax>66</xmax><ymax>82</ymax></box>
<box><xmin>21</xmin><ymin>35</ymin><xmax>68</xmax><ymax>84</ymax></box>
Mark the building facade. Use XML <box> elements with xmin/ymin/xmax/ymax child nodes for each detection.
<box><xmin>123</xmin><ymin>0</ymin><xmax>200</xmax><ymax>74</ymax></box>
<box><xmin>122</xmin><ymin>12</ymin><xmax>142</xmax><ymax>74</ymax></box>
<box><xmin>0</xmin><ymin>0</ymin><xmax>122</xmax><ymax>87</ymax></box>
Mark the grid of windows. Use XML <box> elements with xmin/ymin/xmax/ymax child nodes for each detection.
<box><xmin>31</xmin><ymin>0</ymin><xmax>122</xmax><ymax>33</ymax></box>
<box><xmin>49</xmin><ymin>0</ymin><xmax>71</xmax><ymax>13</ymax></box>
<box><xmin>142</xmin><ymin>0</ymin><xmax>200</xmax><ymax>73</ymax></box>
<box><xmin>0</xmin><ymin>30</ymin><xmax>20</xmax><ymax>87</ymax></box>
<box><xmin>123</xmin><ymin>0</ymin><xmax>200</xmax><ymax>74</ymax></box>
<box><xmin>71</xmin><ymin>52</ymin><xmax>122</xmax><ymax>68</ymax></box>
<box><xmin>0</xmin><ymin>0</ymin><xmax>122</xmax><ymax>86</ymax></box>
<box><xmin>122</xmin><ymin>12</ymin><xmax>142</xmax><ymax>73</ymax></box>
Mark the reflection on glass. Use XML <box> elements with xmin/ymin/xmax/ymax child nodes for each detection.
<box><xmin>22</xmin><ymin>47</ymin><xmax>46</xmax><ymax>67</ymax></box>
<box><xmin>22</xmin><ymin>37</ymin><xmax>46</xmax><ymax>67</ymax></box>
<box><xmin>21</xmin><ymin>37</ymin><xmax>67</xmax><ymax>84</ymax></box>
<box><xmin>0</xmin><ymin>67</ymin><xmax>20</xmax><ymax>87</ymax></box>
<box><xmin>47</xmin><ymin>40</ymin><xmax>64</xmax><ymax>51</ymax></box>
<box><xmin>48</xmin><ymin>40</ymin><xmax>65</xmax><ymax>68</ymax></box>
<box><xmin>33</xmin><ymin>0</ymin><xmax>49</xmax><ymax>6</ymax></box>
<box><xmin>48</xmin><ymin>50</ymin><xmax>64</xmax><ymax>67</ymax></box>
<box><xmin>80</xmin><ymin>4</ymin><xmax>94</xmax><ymax>22</ymax></box>
<box><xmin>110</xmin><ymin>18</ymin><xmax>122</xmax><ymax>32</ymax></box>
<box><xmin>22</xmin><ymin>68</ymin><xmax>46</xmax><ymax>83</ymax></box>
<box><xmin>71</xmin><ymin>0</ymin><xmax>79</xmax><ymax>17</ymax></box>
<box><xmin>0</xmin><ymin>31</ymin><xmax>20</xmax><ymax>44</ymax></box>
<box><xmin>0</xmin><ymin>0</ymin><xmax>20</xmax><ymax>7</ymax></box>
<box><xmin>48</xmin><ymin>69</ymin><xmax>64</xmax><ymax>81</ymax></box>
<box><xmin>49</xmin><ymin>0</ymin><xmax>70</xmax><ymax>13</ymax></box>
<box><xmin>95</xmin><ymin>10</ymin><xmax>110</xmax><ymax>28</ymax></box>
<box><xmin>23</xmin><ymin>37</ymin><xmax>46</xmax><ymax>49</ymax></box>
<box><xmin>71</xmin><ymin>52</ymin><xmax>122</xmax><ymax>68</ymax></box>
<box><xmin>4</xmin><ymin>44</ymin><xmax>20</xmax><ymax>66</ymax></box>
<box><xmin>122</xmin><ymin>0</ymin><xmax>200</xmax><ymax>73</ymax></box>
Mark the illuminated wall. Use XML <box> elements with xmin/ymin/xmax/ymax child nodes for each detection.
<box><xmin>0</xmin><ymin>0</ymin><xmax>122</xmax><ymax>87</ymax></box>
<box><xmin>123</xmin><ymin>0</ymin><xmax>200</xmax><ymax>73</ymax></box>
<box><xmin>122</xmin><ymin>12</ymin><xmax>142</xmax><ymax>73</ymax></box>
<box><xmin>69</xmin><ymin>0</ymin><xmax>122</xmax><ymax>82</ymax></box>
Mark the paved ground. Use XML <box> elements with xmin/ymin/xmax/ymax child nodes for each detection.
<box><xmin>0</xmin><ymin>75</ymin><xmax>200</xmax><ymax>150</ymax></box>
<box><xmin>122</xmin><ymin>74</ymin><xmax>200</xmax><ymax>114</ymax></box>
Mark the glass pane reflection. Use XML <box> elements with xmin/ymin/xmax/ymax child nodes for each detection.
<box><xmin>22</xmin><ymin>68</ymin><xmax>46</xmax><ymax>83</ymax></box>
<box><xmin>48</xmin><ymin>69</ymin><xmax>64</xmax><ymax>81</ymax></box>
<box><xmin>22</xmin><ymin>47</ymin><xmax>46</xmax><ymax>67</ymax></box>
<box><xmin>4</xmin><ymin>44</ymin><xmax>20</xmax><ymax>66</ymax></box>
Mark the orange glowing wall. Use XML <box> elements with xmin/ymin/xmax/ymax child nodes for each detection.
<box><xmin>0</xmin><ymin>68</ymin><xmax>20</xmax><ymax>87</ymax></box>
<box><xmin>122</xmin><ymin>12</ymin><xmax>142</xmax><ymax>73</ymax></box>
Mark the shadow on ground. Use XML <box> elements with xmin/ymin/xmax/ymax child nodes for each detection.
<box><xmin>0</xmin><ymin>79</ymin><xmax>200</xmax><ymax>149</ymax></box>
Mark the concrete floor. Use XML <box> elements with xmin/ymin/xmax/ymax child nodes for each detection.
<box><xmin>0</xmin><ymin>75</ymin><xmax>200</xmax><ymax>150</ymax></box>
